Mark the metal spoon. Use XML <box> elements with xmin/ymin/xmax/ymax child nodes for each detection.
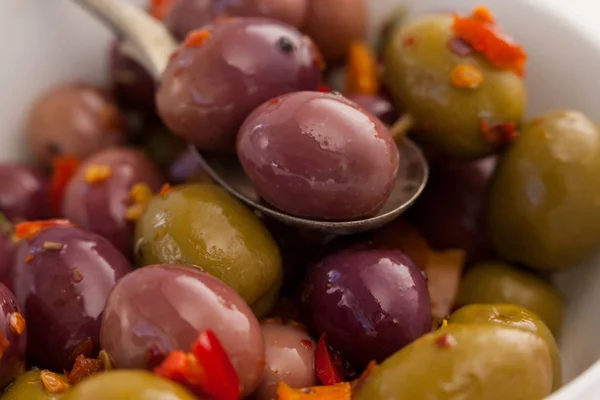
<box><xmin>70</xmin><ymin>0</ymin><xmax>429</xmax><ymax>235</ymax></box>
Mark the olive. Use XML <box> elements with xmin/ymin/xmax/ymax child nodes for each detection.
<box><xmin>383</xmin><ymin>14</ymin><xmax>526</xmax><ymax>158</ymax></box>
<box><xmin>100</xmin><ymin>265</ymin><xmax>265</xmax><ymax>397</ymax></box>
<box><xmin>0</xmin><ymin>284</ymin><xmax>26</xmax><ymax>389</ymax></box>
<box><xmin>157</xmin><ymin>18</ymin><xmax>322</xmax><ymax>151</ymax></box>
<box><xmin>488</xmin><ymin>110</ymin><xmax>600</xmax><ymax>270</ymax></box>
<box><xmin>300</xmin><ymin>247</ymin><xmax>431</xmax><ymax>367</ymax></box>
<box><xmin>254</xmin><ymin>321</ymin><xmax>317</xmax><ymax>400</ymax></box>
<box><xmin>0</xmin><ymin>164</ymin><xmax>48</xmax><ymax>222</ymax></box>
<box><xmin>26</xmin><ymin>84</ymin><xmax>127</xmax><ymax>165</ymax></box>
<box><xmin>1</xmin><ymin>370</ymin><xmax>68</xmax><ymax>400</ymax></box>
<box><xmin>62</xmin><ymin>147</ymin><xmax>164</xmax><ymax>255</ymax></box>
<box><xmin>237</xmin><ymin>91</ymin><xmax>399</xmax><ymax>221</ymax></box>
<box><xmin>134</xmin><ymin>183</ymin><xmax>282</xmax><ymax>314</ymax></box>
<box><xmin>12</xmin><ymin>226</ymin><xmax>133</xmax><ymax>370</ymax></box>
<box><xmin>0</xmin><ymin>230</ymin><xmax>16</xmax><ymax>287</ymax></box>
<box><xmin>63</xmin><ymin>370</ymin><xmax>195</xmax><ymax>400</ymax></box>
<box><xmin>456</xmin><ymin>262</ymin><xmax>564</xmax><ymax>336</ymax></box>
<box><xmin>354</xmin><ymin>323</ymin><xmax>553</xmax><ymax>400</ymax></box>
<box><xmin>449</xmin><ymin>304</ymin><xmax>561</xmax><ymax>391</ymax></box>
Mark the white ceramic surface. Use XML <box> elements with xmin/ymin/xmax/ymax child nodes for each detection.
<box><xmin>2</xmin><ymin>0</ymin><xmax>600</xmax><ymax>398</ymax></box>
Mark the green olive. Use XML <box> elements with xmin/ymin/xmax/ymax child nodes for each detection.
<box><xmin>135</xmin><ymin>183</ymin><xmax>283</xmax><ymax>315</ymax></box>
<box><xmin>488</xmin><ymin>110</ymin><xmax>600</xmax><ymax>270</ymax></box>
<box><xmin>383</xmin><ymin>14</ymin><xmax>526</xmax><ymax>158</ymax></box>
<box><xmin>63</xmin><ymin>370</ymin><xmax>195</xmax><ymax>400</ymax></box>
<box><xmin>449</xmin><ymin>304</ymin><xmax>561</xmax><ymax>391</ymax></box>
<box><xmin>456</xmin><ymin>262</ymin><xmax>564</xmax><ymax>335</ymax></box>
<box><xmin>355</xmin><ymin>323</ymin><xmax>553</xmax><ymax>400</ymax></box>
<box><xmin>1</xmin><ymin>370</ymin><xmax>67</xmax><ymax>400</ymax></box>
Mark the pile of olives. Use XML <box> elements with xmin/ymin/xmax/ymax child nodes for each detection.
<box><xmin>1</xmin><ymin>0</ymin><xmax>596</xmax><ymax>399</ymax></box>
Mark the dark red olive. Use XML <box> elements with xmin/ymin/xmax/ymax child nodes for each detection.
<box><xmin>0</xmin><ymin>164</ymin><xmax>48</xmax><ymax>222</ymax></box>
<box><xmin>300</xmin><ymin>247</ymin><xmax>431</xmax><ymax>367</ymax></box>
<box><xmin>0</xmin><ymin>283</ymin><xmax>27</xmax><ymax>389</ymax></box>
<box><xmin>237</xmin><ymin>91</ymin><xmax>399</xmax><ymax>220</ymax></box>
<box><xmin>157</xmin><ymin>18</ymin><xmax>322</xmax><ymax>151</ymax></box>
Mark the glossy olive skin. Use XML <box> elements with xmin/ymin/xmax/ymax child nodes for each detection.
<box><xmin>27</xmin><ymin>84</ymin><xmax>127</xmax><ymax>165</ymax></box>
<box><xmin>0</xmin><ymin>164</ymin><xmax>48</xmax><ymax>222</ymax></box>
<box><xmin>488</xmin><ymin>110</ymin><xmax>600</xmax><ymax>270</ymax></box>
<box><xmin>157</xmin><ymin>18</ymin><xmax>322</xmax><ymax>151</ymax></box>
<box><xmin>302</xmin><ymin>0</ymin><xmax>367</xmax><ymax>62</ymax></box>
<box><xmin>11</xmin><ymin>226</ymin><xmax>132</xmax><ymax>370</ymax></box>
<box><xmin>237</xmin><ymin>92</ymin><xmax>399</xmax><ymax>220</ymax></box>
<box><xmin>0</xmin><ymin>284</ymin><xmax>26</xmax><ymax>389</ymax></box>
<box><xmin>165</xmin><ymin>0</ymin><xmax>309</xmax><ymax>40</ymax></box>
<box><xmin>355</xmin><ymin>324</ymin><xmax>553</xmax><ymax>400</ymax></box>
<box><xmin>254</xmin><ymin>321</ymin><xmax>317</xmax><ymax>400</ymax></box>
<box><xmin>100</xmin><ymin>265</ymin><xmax>265</xmax><ymax>397</ymax></box>
<box><xmin>109</xmin><ymin>41</ymin><xmax>156</xmax><ymax>112</ymax></box>
<box><xmin>457</xmin><ymin>262</ymin><xmax>564</xmax><ymax>335</ymax></box>
<box><xmin>134</xmin><ymin>184</ymin><xmax>282</xmax><ymax>313</ymax></box>
<box><xmin>1</xmin><ymin>370</ymin><xmax>67</xmax><ymax>400</ymax></box>
<box><xmin>345</xmin><ymin>94</ymin><xmax>398</xmax><ymax>126</ymax></box>
<box><xmin>0</xmin><ymin>232</ymin><xmax>16</xmax><ymax>286</ymax></box>
<box><xmin>449</xmin><ymin>304</ymin><xmax>561</xmax><ymax>391</ymax></box>
<box><xmin>63</xmin><ymin>370</ymin><xmax>195</xmax><ymax>400</ymax></box>
<box><xmin>62</xmin><ymin>147</ymin><xmax>164</xmax><ymax>255</ymax></box>
<box><xmin>412</xmin><ymin>157</ymin><xmax>496</xmax><ymax>264</ymax></box>
<box><xmin>384</xmin><ymin>15</ymin><xmax>526</xmax><ymax>158</ymax></box>
<box><xmin>301</xmin><ymin>248</ymin><xmax>431</xmax><ymax>367</ymax></box>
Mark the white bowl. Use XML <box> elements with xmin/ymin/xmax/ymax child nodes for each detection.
<box><xmin>2</xmin><ymin>0</ymin><xmax>600</xmax><ymax>398</ymax></box>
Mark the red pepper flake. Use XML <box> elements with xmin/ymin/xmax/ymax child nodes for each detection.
<box><xmin>124</xmin><ymin>203</ymin><xmax>147</xmax><ymax>222</ymax></box>
<box><xmin>154</xmin><ymin>329</ymin><xmax>240</xmax><ymax>400</ymax></box>
<box><xmin>25</xmin><ymin>255</ymin><xmax>33</xmax><ymax>264</ymax></box>
<box><xmin>270</xmin><ymin>98</ymin><xmax>282</xmax><ymax>105</ymax></box>
<box><xmin>169</xmin><ymin>49</ymin><xmax>181</xmax><ymax>63</ymax></box>
<box><xmin>307</xmin><ymin>39</ymin><xmax>326</xmax><ymax>71</ymax></box>
<box><xmin>15</xmin><ymin>220</ymin><xmax>74</xmax><ymax>241</ymax></box>
<box><xmin>130</xmin><ymin>183</ymin><xmax>153</xmax><ymax>204</ymax></box>
<box><xmin>70</xmin><ymin>337</ymin><xmax>94</xmax><ymax>362</ymax></box>
<box><xmin>450</xmin><ymin>64</ymin><xmax>484</xmax><ymax>89</ymax></box>
<box><xmin>159</xmin><ymin>184</ymin><xmax>173</xmax><ymax>197</ymax></box>
<box><xmin>447</xmin><ymin>37</ymin><xmax>474</xmax><ymax>57</ymax></box>
<box><xmin>67</xmin><ymin>354</ymin><xmax>104</xmax><ymax>385</ymax></box>
<box><xmin>84</xmin><ymin>165</ymin><xmax>112</xmax><ymax>184</ymax></box>
<box><xmin>480</xmin><ymin>120</ymin><xmax>519</xmax><ymax>144</ymax></box>
<box><xmin>346</xmin><ymin>42</ymin><xmax>380</xmax><ymax>96</ymax></box>
<box><xmin>315</xmin><ymin>334</ymin><xmax>344</xmax><ymax>385</ymax></box>
<box><xmin>40</xmin><ymin>371</ymin><xmax>70</xmax><ymax>394</ymax></box>
<box><xmin>300</xmin><ymin>339</ymin><xmax>313</xmax><ymax>351</ymax></box>
<box><xmin>49</xmin><ymin>156</ymin><xmax>80</xmax><ymax>216</ymax></box>
<box><xmin>453</xmin><ymin>7</ymin><xmax>527</xmax><ymax>75</ymax></box>
<box><xmin>8</xmin><ymin>313</ymin><xmax>25</xmax><ymax>335</ymax></box>
<box><xmin>0</xmin><ymin>332</ymin><xmax>10</xmax><ymax>359</ymax></box>
<box><xmin>277</xmin><ymin>382</ymin><xmax>351</xmax><ymax>400</ymax></box>
<box><xmin>435</xmin><ymin>333</ymin><xmax>457</xmax><ymax>349</ymax></box>
<box><xmin>150</xmin><ymin>0</ymin><xmax>176</xmax><ymax>20</ymax></box>
<box><xmin>317</xmin><ymin>84</ymin><xmax>331</xmax><ymax>93</ymax></box>
<box><xmin>72</xmin><ymin>269</ymin><xmax>83</xmax><ymax>283</ymax></box>
<box><xmin>184</xmin><ymin>30</ymin><xmax>212</xmax><ymax>48</ymax></box>
<box><xmin>402</xmin><ymin>36</ymin><xmax>416</xmax><ymax>47</ymax></box>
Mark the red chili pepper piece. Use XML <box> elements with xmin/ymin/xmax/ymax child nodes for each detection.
<box><xmin>15</xmin><ymin>220</ymin><xmax>74</xmax><ymax>241</ymax></box>
<box><xmin>315</xmin><ymin>334</ymin><xmax>344</xmax><ymax>385</ymax></box>
<box><xmin>49</xmin><ymin>156</ymin><xmax>80</xmax><ymax>216</ymax></box>
<box><xmin>150</xmin><ymin>0</ymin><xmax>176</xmax><ymax>21</ymax></box>
<box><xmin>318</xmin><ymin>84</ymin><xmax>331</xmax><ymax>93</ymax></box>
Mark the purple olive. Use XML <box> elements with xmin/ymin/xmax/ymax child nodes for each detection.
<box><xmin>100</xmin><ymin>264</ymin><xmax>265</xmax><ymax>397</ymax></box>
<box><xmin>0</xmin><ymin>231</ymin><xmax>16</xmax><ymax>288</ymax></box>
<box><xmin>345</xmin><ymin>94</ymin><xmax>398</xmax><ymax>125</ymax></box>
<box><xmin>109</xmin><ymin>41</ymin><xmax>157</xmax><ymax>112</ymax></box>
<box><xmin>26</xmin><ymin>84</ymin><xmax>127</xmax><ymax>165</ymax></box>
<box><xmin>300</xmin><ymin>247</ymin><xmax>431</xmax><ymax>367</ymax></box>
<box><xmin>164</xmin><ymin>0</ymin><xmax>309</xmax><ymax>40</ymax></box>
<box><xmin>237</xmin><ymin>91</ymin><xmax>399</xmax><ymax>220</ymax></box>
<box><xmin>254</xmin><ymin>320</ymin><xmax>317</xmax><ymax>400</ymax></box>
<box><xmin>0</xmin><ymin>164</ymin><xmax>48</xmax><ymax>222</ymax></box>
<box><xmin>157</xmin><ymin>18</ymin><xmax>322</xmax><ymax>151</ymax></box>
<box><xmin>0</xmin><ymin>284</ymin><xmax>26</xmax><ymax>389</ymax></box>
<box><xmin>11</xmin><ymin>226</ymin><xmax>132</xmax><ymax>370</ymax></box>
<box><xmin>62</xmin><ymin>147</ymin><xmax>164</xmax><ymax>255</ymax></box>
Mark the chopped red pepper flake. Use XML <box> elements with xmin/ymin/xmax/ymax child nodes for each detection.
<box><xmin>150</xmin><ymin>0</ymin><xmax>176</xmax><ymax>21</ymax></box>
<box><xmin>308</xmin><ymin>40</ymin><xmax>326</xmax><ymax>71</ymax></box>
<box><xmin>270</xmin><ymin>98</ymin><xmax>282</xmax><ymax>105</ymax></box>
<box><xmin>473</xmin><ymin>6</ymin><xmax>495</xmax><ymax>23</ymax></box>
<box><xmin>435</xmin><ymin>333</ymin><xmax>457</xmax><ymax>349</ymax></box>
<box><xmin>84</xmin><ymin>165</ymin><xmax>112</xmax><ymax>184</ymax></box>
<box><xmin>317</xmin><ymin>84</ymin><xmax>331</xmax><ymax>93</ymax></box>
<box><xmin>15</xmin><ymin>220</ymin><xmax>74</xmax><ymax>241</ymax></box>
<box><xmin>24</xmin><ymin>255</ymin><xmax>33</xmax><ymax>264</ymax></box>
<box><xmin>346</xmin><ymin>42</ymin><xmax>380</xmax><ymax>96</ymax></box>
<box><xmin>184</xmin><ymin>30</ymin><xmax>212</xmax><ymax>48</ymax></box>
<box><xmin>402</xmin><ymin>36</ymin><xmax>416</xmax><ymax>47</ymax></box>
<box><xmin>41</xmin><ymin>371</ymin><xmax>70</xmax><ymax>394</ymax></box>
<box><xmin>453</xmin><ymin>7</ymin><xmax>527</xmax><ymax>76</ymax></box>
<box><xmin>0</xmin><ymin>332</ymin><xmax>10</xmax><ymax>359</ymax></box>
<box><xmin>69</xmin><ymin>337</ymin><xmax>94</xmax><ymax>362</ymax></box>
<box><xmin>300</xmin><ymin>339</ymin><xmax>313</xmax><ymax>351</ymax></box>
<box><xmin>67</xmin><ymin>354</ymin><xmax>104</xmax><ymax>385</ymax></box>
<box><xmin>277</xmin><ymin>382</ymin><xmax>351</xmax><ymax>400</ymax></box>
<box><xmin>480</xmin><ymin>120</ymin><xmax>519</xmax><ymax>144</ymax></box>
<box><xmin>160</xmin><ymin>184</ymin><xmax>173</xmax><ymax>197</ymax></box>
<box><xmin>49</xmin><ymin>156</ymin><xmax>80</xmax><ymax>216</ymax></box>
<box><xmin>450</xmin><ymin>64</ymin><xmax>484</xmax><ymax>89</ymax></box>
<box><xmin>154</xmin><ymin>330</ymin><xmax>240</xmax><ymax>400</ymax></box>
<box><xmin>8</xmin><ymin>313</ymin><xmax>25</xmax><ymax>335</ymax></box>
<box><xmin>315</xmin><ymin>334</ymin><xmax>344</xmax><ymax>385</ymax></box>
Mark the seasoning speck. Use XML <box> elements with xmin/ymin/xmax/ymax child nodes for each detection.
<box><xmin>84</xmin><ymin>165</ymin><xmax>112</xmax><ymax>184</ymax></box>
<box><xmin>130</xmin><ymin>183</ymin><xmax>153</xmax><ymax>204</ymax></box>
<box><xmin>25</xmin><ymin>255</ymin><xmax>33</xmax><ymax>264</ymax></box>
<box><xmin>72</xmin><ymin>269</ymin><xmax>83</xmax><ymax>283</ymax></box>
<box><xmin>450</xmin><ymin>64</ymin><xmax>484</xmax><ymax>89</ymax></box>
<box><xmin>300</xmin><ymin>339</ymin><xmax>313</xmax><ymax>351</ymax></box>
<box><xmin>8</xmin><ymin>313</ymin><xmax>25</xmax><ymax>335</ymax></box>
<box><xmin>0</xmin><ymin>332</ymin><xmax>10</xmax><ymax>359</ymax></box>
<box><xmin>435</xmin><ymin>333</ymin><xmax>457</xmax><ymax>349</ymax></box>
<box><xmin>159</xmin><ymin>184</ymin><xmax>173</xmax><ymax>197</ymax></box>
<box><xmin>43</xmin><ymin>241</ymin><xmax>63</xmax><ymax>250</ymax></box>
<box><xmin>125</xmin><ymin>203</ymin><xmax>147</xmax><ymax>222</ymax></box>
<box><xmin>184</xmin><ymin>30</ymin><xmax>212</xmax><ymax>48</ymax></box>
<box><xmin>403</xmin><ymin>36</ymin><xmax>416</xmax><ymax>47</ymax></box>
<box><xmin>41</xmin><ymin>371</ymin><xmax>70</xmax><ymax>394</ymax></box>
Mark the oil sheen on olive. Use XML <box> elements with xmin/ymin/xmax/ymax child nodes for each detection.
<box><xmin>383</xmin><ymin>14</ymin><xmax>526</xmax><ymax>158</ymax></box>
<box><xmin>355</xmin><ymin>324</ymin><xmax>553</xmax><ymax>400</ymax></box>
<box><xmin>134</xmin><ymin>183</ymin><xmax>283</xmax><ymax>313</ymax></box>
<box><xmin>488</xmin><ymin>110</ymin><xmax>600</xmax><ymax>270</ymax></box>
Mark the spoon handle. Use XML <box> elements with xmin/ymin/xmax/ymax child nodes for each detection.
<box><xmin>71</xmin><ymin>0</ymin><xmax>178</xmax><ymax>78</ymax></box>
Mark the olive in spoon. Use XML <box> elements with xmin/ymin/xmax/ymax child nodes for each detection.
<box><xmin>69</xmin><ymin>0</ymin><xmax>428</xmax><ymax>235</ymax></box>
